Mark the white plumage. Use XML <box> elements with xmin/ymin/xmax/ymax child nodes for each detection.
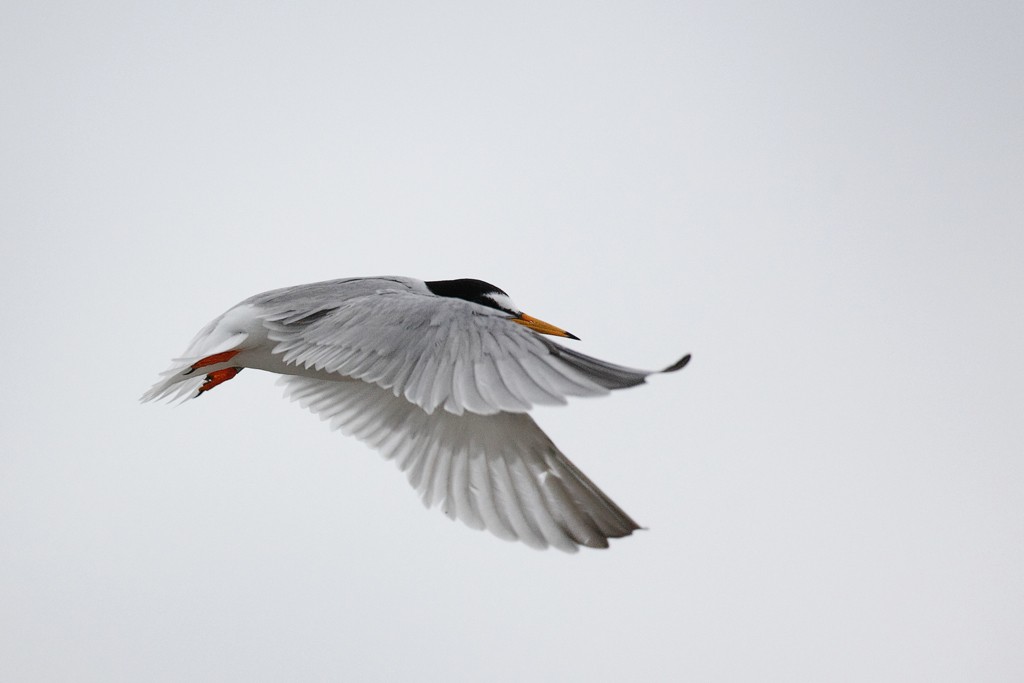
<box><xmin>142</xmin><ymin>276</ymin><xmax>690</xmax><ymax>551</ymax></box>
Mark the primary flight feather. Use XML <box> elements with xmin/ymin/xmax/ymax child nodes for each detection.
<box><xmin>142</xmin><ymin>276</ymin><xmax>690</xmax><ymax>552</ymax></box>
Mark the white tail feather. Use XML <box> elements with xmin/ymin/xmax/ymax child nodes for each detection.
<box><xmin>140</xmin><ymin>312</ymin><xmax>251</xmax><ymax>403</ymax></box>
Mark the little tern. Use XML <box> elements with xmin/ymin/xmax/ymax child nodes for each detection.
<box><xmin>142</xmin><ymin>277</ymin><xmax>690</xmax><ymax>552</ymax></box>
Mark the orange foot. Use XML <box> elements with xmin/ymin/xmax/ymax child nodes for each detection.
<box><xmin>197</xmin><ymin>367</ymin><xmax>242</xmax><ymax>396</ymax></box>
<box><xmin>185</xmin><ymin>349</ymin><xmax>241</xmax><ymax>375</ymax></box>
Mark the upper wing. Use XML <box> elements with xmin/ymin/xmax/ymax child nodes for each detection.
<box><xmin>259</xmin><ymin>287</ymin><xmax>689</xmax><ymax>416</ymax></box>
<box><xmin>279</xmin><ymin>375</ymin><xmax>641</xmax><ymax>552</ymax></box>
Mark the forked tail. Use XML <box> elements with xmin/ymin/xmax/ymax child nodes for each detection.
<box><xmin>140</xmin><ymin>315</ymin><xmax>249</xmax><ymax>403</ymax></box>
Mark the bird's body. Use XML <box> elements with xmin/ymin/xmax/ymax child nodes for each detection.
<box><xmin>143</xmin><ymin>276</ymin><xmax>690</xmax><ymax>552</ymax></box>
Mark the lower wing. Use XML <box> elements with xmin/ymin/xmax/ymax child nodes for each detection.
<box><xmin>279</xmin><ymin>375</ymin><xmax>641</xmax><ymax>552</ymax></box>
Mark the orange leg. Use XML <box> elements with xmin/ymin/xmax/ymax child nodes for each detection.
<box><xmin>196</xmin><ymin>367</ymin><xmax>242</xmax><ymax>396</ymax></box>
<box><xmin>185</xmin><ymin>349</ymin><xmax>241</xmax><ymax>375</ymax></box>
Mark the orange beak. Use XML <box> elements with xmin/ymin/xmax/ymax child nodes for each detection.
<box><xmin>512</xmin><ymin>312</ymin><xmax>580</xmax><ymax>340</ymax></box>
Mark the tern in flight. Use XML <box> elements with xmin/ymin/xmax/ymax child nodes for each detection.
<box><xmin>143</xmin><ymin>277</ymin><xmax>690</xmax><ymax>552</ymax></box>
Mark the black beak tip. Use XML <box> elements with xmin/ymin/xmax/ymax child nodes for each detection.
<box><xmin>564</xmin><ymin>331</ymin><xmax>581</xmax><ymax>341</ymax></box>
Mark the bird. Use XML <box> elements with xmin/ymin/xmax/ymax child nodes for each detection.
<box><xmin>142</xmin><ymin>276</ymin><xmax>691</xmax><ymax>552</ymax></box>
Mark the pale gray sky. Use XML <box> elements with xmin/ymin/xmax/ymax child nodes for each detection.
<box><xmin>2</xmin><ymin>1</ymin><xmax>1022</xmax><ymax>681</ymax></box>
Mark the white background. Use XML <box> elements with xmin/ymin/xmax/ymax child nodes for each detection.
<box><xmin>2</xmin><ymin>2</ymin><xmax>1022</xmax><ymax>681</ymax></box>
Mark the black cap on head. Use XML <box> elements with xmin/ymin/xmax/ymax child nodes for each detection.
<box><xmin>425</xmin><ymin>278</ymin><xmax>514</xmax><ymax>313</ymax></box>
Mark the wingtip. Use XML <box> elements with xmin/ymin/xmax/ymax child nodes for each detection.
<box><xmin>662</xmin><ymin>353</ymin><xmax>691</xmax><ymax>373</ymax></box>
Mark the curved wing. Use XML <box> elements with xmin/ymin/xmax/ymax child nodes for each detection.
<box><xmin>258</xmin><ymin>285</ymin><xmax>689</xmax><ymax>416</ymax></box>
<box><xmin>279</xmin><ymin>375</ymin><xmax>640</xmax><ymax>551</ymax></box>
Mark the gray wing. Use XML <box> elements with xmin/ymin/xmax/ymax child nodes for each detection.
<box><xmin>258</xmin><ymin>285</ymin><xmax>689</xmax><ymax>416</ymax></box>
<box><xmin>279</xmin><ymin>375</ymin><xmax>640</xmax><ymax>551</ymax></box>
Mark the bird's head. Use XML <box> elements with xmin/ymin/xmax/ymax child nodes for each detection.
<box><xmin>424</xmin><ymin>278</ymin><xmax>579</xmax><ymax>340</ymax></box>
